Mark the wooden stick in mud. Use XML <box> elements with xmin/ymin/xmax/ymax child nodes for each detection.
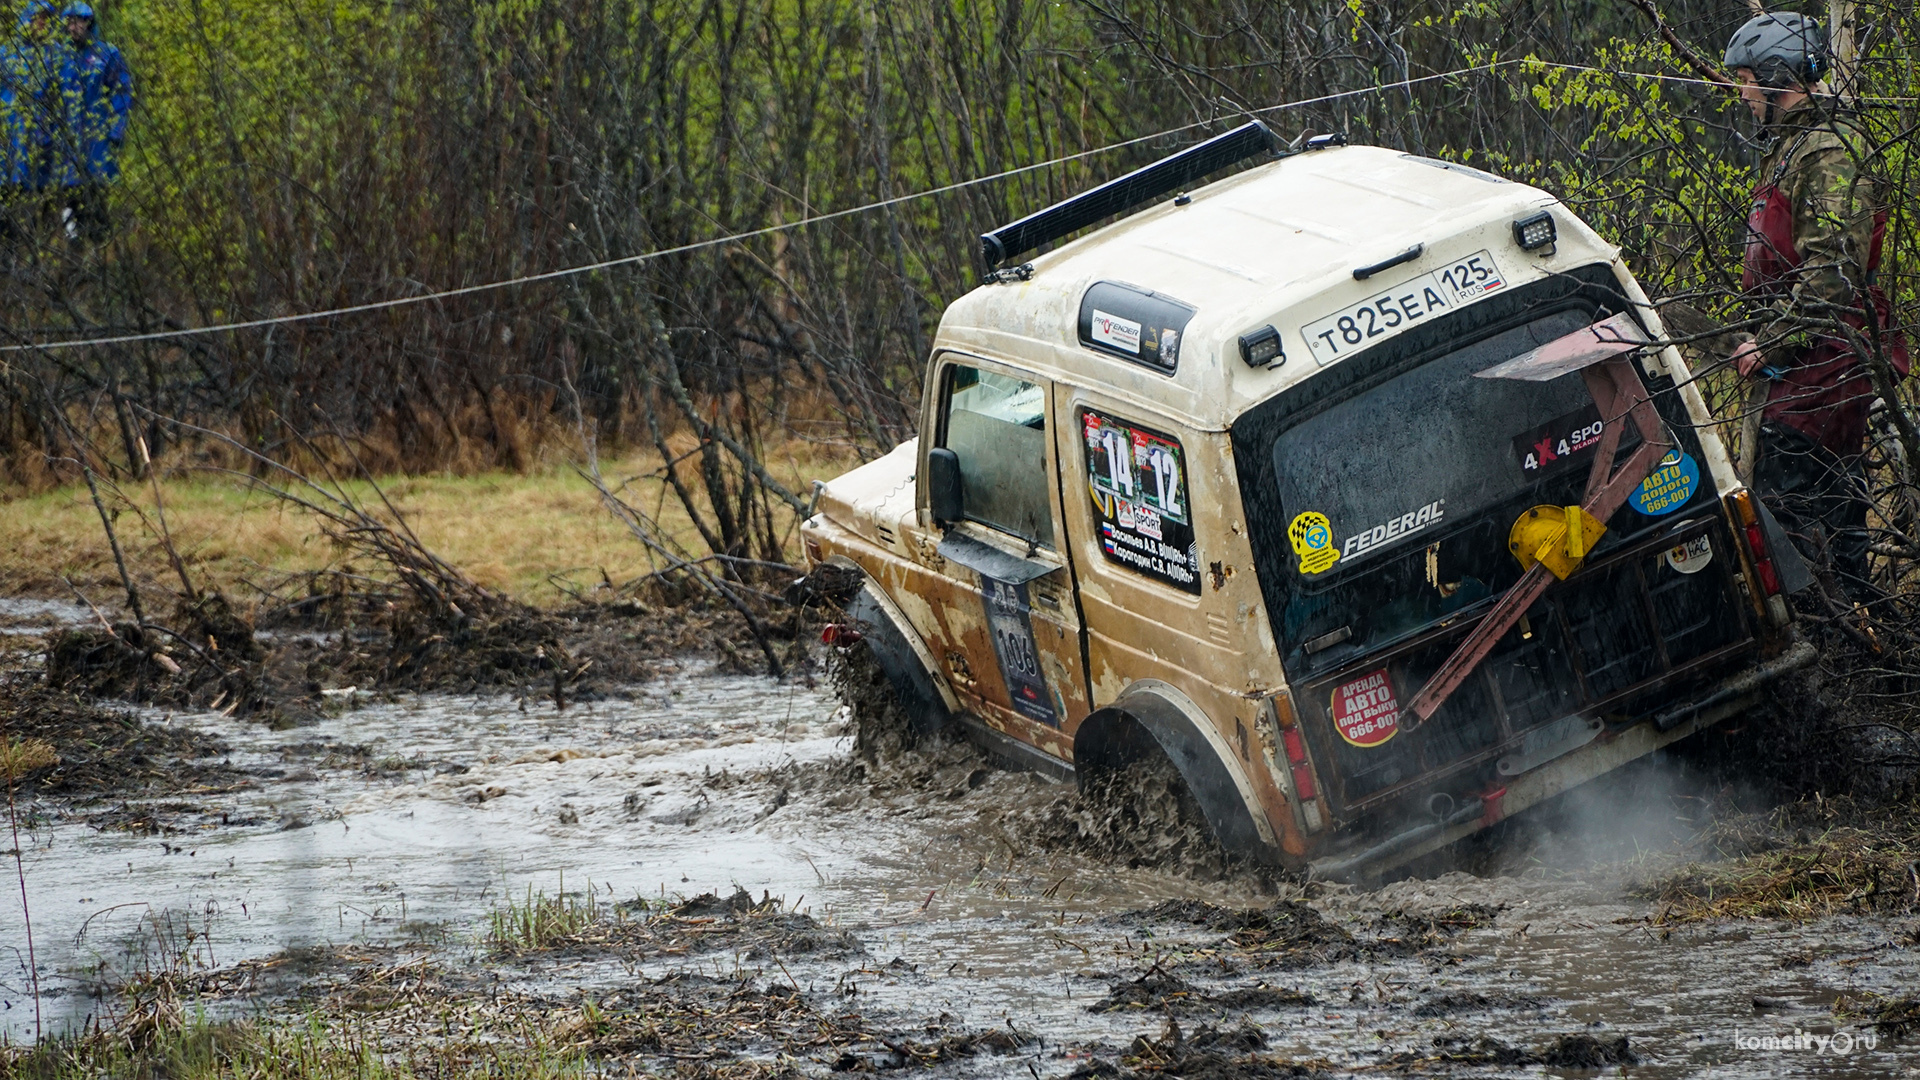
<box><xmin>76</xmin><ymin>459</ymin><xmax>146</xmax><ymax>628</ymax></box>
<box><xmin>138</xmin><ymin>437</ymin><xmax>198</xmax><ymax>602</ymax></box>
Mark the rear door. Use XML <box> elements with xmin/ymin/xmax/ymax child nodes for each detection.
<box><xmin>1231</xmin><ymin>272</ymin><xmax>1757</xmax><ymax>815</ymax></box>
<box><xmin>915</xmin><ymin>354</ymin><xmax>1091</xmax><ymax>760</ymax></box>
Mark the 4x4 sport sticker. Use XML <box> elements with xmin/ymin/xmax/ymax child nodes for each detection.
<box><xmin>1332</xmin><ymin>668</ymin><xmax>1399</xmax><ymax>748</ymax></box>
<box><xmin>1629</xmin><ymin>449</ymin><xmax>1700</xmax><ymax>516</ymax></box>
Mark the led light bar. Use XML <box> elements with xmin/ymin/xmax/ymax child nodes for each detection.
<box><xmin>978</xmin><ymin>121</ymin><xmax>1278</xmax><ymax>275</ymax></box>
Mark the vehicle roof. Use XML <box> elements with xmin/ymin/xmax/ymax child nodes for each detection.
<box><xmin>933</xmin><ymin>144</ymin><xmax>1624</xmax><ymax>431</ymax></box>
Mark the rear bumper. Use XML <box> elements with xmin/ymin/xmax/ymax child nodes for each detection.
<box><xmin>1306</xmin><ymin>635</ymin><xmax>1818</xmax><ymax>881</ymax></box>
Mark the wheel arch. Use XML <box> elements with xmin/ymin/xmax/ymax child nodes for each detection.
<box><xmin>1072</xmin><ymin>679</ymin><xmax>1280</xmax><ymax>862</ymax></box>
<box><xmin>837</xmin><ymin>560</ymin><xmax>957</xmax><ymax>734</ymax></box>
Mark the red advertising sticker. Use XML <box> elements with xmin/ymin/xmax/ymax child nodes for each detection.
<box><xmin>1332</xmin><ymin>668</ymin><xmax>1399</xmax><ymax>748</ymax></box>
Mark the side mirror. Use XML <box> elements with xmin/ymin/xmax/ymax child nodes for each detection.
<box><xmin>927</xmin><ymin>447</ymin><xmax>964</xmax><ymax>527</ymax></box>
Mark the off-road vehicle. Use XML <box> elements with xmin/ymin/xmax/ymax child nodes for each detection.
<box><xmin>803</xmin><ymin>123</ymin><xmax>1816</xmax><ymax>878</ymax></box>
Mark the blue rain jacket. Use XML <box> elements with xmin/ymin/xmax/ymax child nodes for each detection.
<box><xmin>0</xmin><ymin>28</ymin><xmax>62</xmax><ymax>188</ymax></box>
<box><xmin>51</xmin><ymin>35</ymin><xmax>128</xmax><ymax>185</ymax></box>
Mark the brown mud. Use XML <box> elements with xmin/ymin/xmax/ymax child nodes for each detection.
<box><xmin>0</xmin><ymin>674</ymin><xmax>244</xmax><ymax>802</ymax></box>
<box><xmin>5</xmin><ymin>586</ymin><xmax>1920</xmax><ymax>1077</ymax></box>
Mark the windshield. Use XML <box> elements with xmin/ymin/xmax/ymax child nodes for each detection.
<box><xmin>1270</xmin><ymin>309</ymin><xmax>1624</xmax><ymax>585</ymax></box>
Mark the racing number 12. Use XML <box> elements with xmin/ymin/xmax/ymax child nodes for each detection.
<box><xmin>1144</xmin><ymin>445</ymin><xmax>1181</xmax><ymax>517</ymax></box>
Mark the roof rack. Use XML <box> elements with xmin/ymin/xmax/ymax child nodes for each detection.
<box><xmin>977</xmin><ymin>120</ymin><xmax>1278</xmax><ymax>279</ymax></box>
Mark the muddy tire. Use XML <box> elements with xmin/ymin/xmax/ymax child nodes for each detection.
<box><xmin>1072</xmin><ymin>749</ymin><xmax>1234</xmax><ymax>875</ymax></box>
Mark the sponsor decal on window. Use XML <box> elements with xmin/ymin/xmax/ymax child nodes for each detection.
<box><xmin>1513</xmin><ymin>405</ymin><xmax>1610</xmax><ymax>477</ymax></box>
<box><xmin>1083</xmin><ymin>409</ymin><xmax>1200</xmax><ymax>594</ymax></box>
<box><xmin>1289</xmin><ymin>511</ymin><xmax>1339</xmax><ymax>576</ymax></box>
<box><xmin>1342</xmin><ymin>499</ymin><xmax>1446</xmax><ymax>560</ymax></box>
<box><xmin>1089</xmin><ymin>309</ymin><xmax>1142</xmax><ymax>355</ymax></box>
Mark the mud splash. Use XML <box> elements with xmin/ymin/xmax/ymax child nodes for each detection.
<box><xmin>3</xmin><ymin>651</ymin><xmax>1917</xmax><ymax>1075</ymax></box>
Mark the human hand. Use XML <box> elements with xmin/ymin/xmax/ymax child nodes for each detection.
<box><xmin>1731</xmin><ymin>340</ymin><xmax>1767</xmax><ymax>378</ymax></box>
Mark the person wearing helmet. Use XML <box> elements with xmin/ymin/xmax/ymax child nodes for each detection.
<box><xmin>0</xmin><ymin>1</ymin><xmax>61</xmax><ymax>248</ymax></box>
<box><xmin>51</xmin><ymin>1</ymin><xmax>129</xmax><ymax>243</ymax></box>
<box><xmin>1722</xmin><ymin>10</ymin><xmax>1908</xmax><ymax>606</ymax></box>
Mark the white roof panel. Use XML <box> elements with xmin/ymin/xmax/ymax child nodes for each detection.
<box><xmin>934</xmin><ymin>144</ymin><xmax>1623</xmax><ymax>430</ymax></box>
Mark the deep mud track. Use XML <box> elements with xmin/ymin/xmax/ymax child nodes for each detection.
<box><xmin>1</xmin><ymin>616</ymin><xmax>1917</xmax><ymax>1076</ymax></box>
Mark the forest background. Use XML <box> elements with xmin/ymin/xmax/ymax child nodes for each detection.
<box><xmin>0</xmin><ymin>0</ymin><xmax>1915</xmax><ymax>598</ymax></box>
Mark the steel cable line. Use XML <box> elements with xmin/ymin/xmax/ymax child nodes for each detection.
<box><xmin>8</xmin><ymin>56</ymin><xmax>1912</xmax><ymax>354</ymax></box>
<box><xmin>3</xmin><ymin>60</ymin><xmax>1532</xmax><ymax>354</ymax></box>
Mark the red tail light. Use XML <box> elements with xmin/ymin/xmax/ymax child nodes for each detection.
<box><xmin>1290</xmin><ymin>763</ymin><xmax>1318</xmax><ymax>802</ymax></box>
<box><xmin>1728</xmin><ymin>490</ymin><xmax>1781</xmax><ymax>596</ymax></box>
<box><xmin>1279</xmin><ymin>719</ymin><xmax>1317</xmax><ymax>800</ymax></box>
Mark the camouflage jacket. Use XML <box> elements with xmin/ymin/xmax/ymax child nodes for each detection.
<box><xmin>1741</xmin><ymin>97</ymin><xmax>1885</xmax><ymax>355</ymax></box>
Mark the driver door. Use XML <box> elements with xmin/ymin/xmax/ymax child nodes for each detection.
<box><xmin>917</xmin><ymin>354</ymin><xmax>1091</xmax><ymax>761</ymax></box>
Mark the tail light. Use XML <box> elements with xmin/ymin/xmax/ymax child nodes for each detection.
<box><xmin>1728</xmin><ymin>490</ymin><xmax>1781</xmax><ymax>596</ymax></box>
<box><xmin>1281</xmin><ymin>727</ymin><xmax>1317</xmax><ymax>801</ymax></box>
<box><xmin>1269</xmin><ymin>694</ymin><xmax>1326</xmax><ymax>832</ymax></box>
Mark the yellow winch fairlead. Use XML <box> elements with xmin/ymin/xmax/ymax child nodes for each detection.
<box><xmin>1508</xmin><ymin>504</ymin><xmax>1607</xmax><ymax>580</ymax></box>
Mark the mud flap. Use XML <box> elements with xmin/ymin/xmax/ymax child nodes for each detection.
<box><xmin>846</xmin><ymin>584</ymin><xmax>953</xmax><ymax>735</ymax></box>
<box><xmin>1754</xmin><ymin>496</ymin><xmax>1815</xmax><ymax>595</ymax></box>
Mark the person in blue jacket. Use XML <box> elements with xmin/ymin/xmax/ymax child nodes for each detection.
<box><xmin>1</xmin><ymin>2</ymin><xmax>59</xmax><ymax>246</ymax></box>
<box><xmin>51</xmin><ymin>2</ymin><xmax>129</xmax><ymax>243</ymax></box>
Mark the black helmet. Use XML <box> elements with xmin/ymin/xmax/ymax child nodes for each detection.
<box><xmin>1724</xmin><ymin>11</ymin><xmax>1828</xmax><ymax>89</ymax></box>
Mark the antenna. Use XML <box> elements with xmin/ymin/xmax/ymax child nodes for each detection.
<box><xmin>977</xmin><ymin>120</ymin><xmax>1277</xmax><ymax>277</ymax></box>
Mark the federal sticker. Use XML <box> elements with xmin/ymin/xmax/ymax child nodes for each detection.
<box><xmin>1342</xmin><ymin>499</ymin><xmax>1445</xmax><ymax>560</ymax></box>
<box><xmin>1332</xmin><ymin>669</ymin><xmax>1399</xmax><ymax>748</ymax></box>
<box><xmin>1665</xmin><ymin>535</ymin><xmax>1713</xmax><ymax>575</ymax></box>
<box><xmin>1289</xmin><ymin>511</ymin><xmax>1341</xmax><ymax>575</ymax></box>
<box><xmin>1090</xmin><ymin>309</ymin><xmax>1142</xmax><ymax>355</ymax></box>
<box><xmin>1630</xmin><ymin>449</ymin><xmax>1700</xmax><ymax>517</ymax></box>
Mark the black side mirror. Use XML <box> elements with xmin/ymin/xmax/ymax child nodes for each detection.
<box><xmin>927</xmin><ymin>447</ymin><xmax>963</xmax><ymax>527</ymax></box>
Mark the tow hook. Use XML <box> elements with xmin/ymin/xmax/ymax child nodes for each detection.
<box><xmin>1479</xmin><ymin>785</ymin><xmax>1508</xmax><ymax>826</ymax></box>
<box><xmin>820</xmin><ymin>623</ymin><xmax>864</xmax><ymax>646</ymax></box>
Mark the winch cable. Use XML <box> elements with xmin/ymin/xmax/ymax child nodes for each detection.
<box><xmin>7</xmin><ymin>57</ymin><xmax>1911</xmax><ymax>356</ymax></box>
<box><xmin>1</xmin><ymin>61</ymin><xmax>1535</xmax><ymax>354</ymax></box>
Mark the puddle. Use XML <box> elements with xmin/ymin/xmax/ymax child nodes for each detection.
<box><xmin>0</xmin><ymin>597</ymin><xmax>92</xmax><ymax>636</ymax></box>
<box><xmin>2</xmin><ymin>661</ymin><xmax>1915</xmax><ymax>1076</ymax></box>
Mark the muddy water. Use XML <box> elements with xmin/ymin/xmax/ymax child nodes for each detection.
<box><xmin>5</xmin><ymin>660</ymin><xmax>1917</xmax><ymax>1077</ymax></box>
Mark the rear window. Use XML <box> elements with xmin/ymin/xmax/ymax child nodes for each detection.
<box><xmin>1271</xmin><ymin>309</ymin><xmax>1631</xmax><ymax>585</ymax></box>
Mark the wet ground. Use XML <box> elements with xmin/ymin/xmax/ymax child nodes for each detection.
<box><xmin>2</xmin><ymin>611</ymin><xmax>1918</xmax><ymax>1076</ymax></box>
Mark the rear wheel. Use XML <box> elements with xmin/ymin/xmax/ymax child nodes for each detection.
<box><xmin>1072</xmin><ymin>717</ymin><xmax>1233</xmax><ymax>874</ymax></box>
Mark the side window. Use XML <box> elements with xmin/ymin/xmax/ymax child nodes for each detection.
<box><xmin>940</xmin><ymin>365</ymin><xmax>1055</xmax><ymax>547</ymax></box>
<box><xmin>1081</xmin><ymin>407</ymin><xmax>1202</xmax><ymax>594</ymax></box>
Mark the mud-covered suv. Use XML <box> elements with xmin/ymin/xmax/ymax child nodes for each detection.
<box><xmin>802</xmin><ymin>123</ymin><xmax>1817</xmax><ymax>879</ymax></box>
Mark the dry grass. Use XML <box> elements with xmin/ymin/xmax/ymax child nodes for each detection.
<box><xmin>1633</xmin><ymin>800</ymin><xmax>1920</xmax><ymax>924</ymax></box>
<box><xmin>0</xmin><ymin>735</ymin><xmax>59</xmax><ymax>779</ymax></box>
<box><xmin>0</xmin><ymin>438</ymin><xmax>863</xmax><ymax>610</ymax></box>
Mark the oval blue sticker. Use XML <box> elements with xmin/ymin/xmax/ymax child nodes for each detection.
<box><xmin>1630</xmin><ymin>450</ymin><xmax>1700</xmax><ymax>516</ymax></box>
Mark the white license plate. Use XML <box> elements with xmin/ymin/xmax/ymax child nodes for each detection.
<box><xmin>1301</xmin><ymin>250</ymin><xmax>1508</xmax><ymax>366</ymax></box>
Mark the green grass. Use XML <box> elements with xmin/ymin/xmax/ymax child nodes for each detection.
<box><xmin>485</xmin><ymin>884</ymin><xmax>603</xmax><ymax>954</ymax></box>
